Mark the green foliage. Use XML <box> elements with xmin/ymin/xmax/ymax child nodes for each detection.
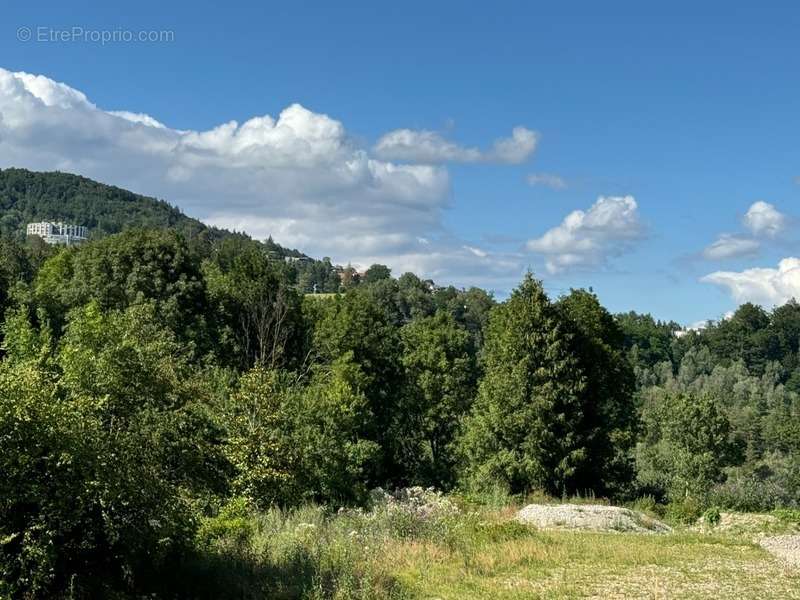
<box><xmin>34</xmin><ymin>228</ymin><xmax>211</xmax><ymax>350</ymax></box>
<box><xmin>637</xmin><ymin>391</ymin><xmax>732</xmax><ymax>501</ymax></box>
<box><xmin>290</xmin><ymin>360</ymin><xmax>382</xmax><ymax>504</ymax></box>
<box><xmin>0</xmin><ymin>238</ymin><xmax>29</xmax><ymax>319</ymax></box>
<box><xmin>363</xmin><ymin>264</ymin><xmax>392</xmax><ymax>284</ymax></box>
<box><xmin>204</xmin><ymin>237</ymin><xmax>305</xmax><ymax>369</ymax></box>
<box><xmin>433</xmin><ymin>285</ymin><xmax>495</xmax><ymax>351</ymax></box>
<box><xmin>399</xmin><ymin>311</ymin><xmax>477</xmax><ymax>487</ymax></box>
<box><xmin>180</xmin><ymin>503</ymin><xmax>410</xmax><ymax>600</ymax></box>
<box><xmin>0</xmin><ymin>167</ymin><xmax>216</xmax><ymax>239</ymax></box>
<box><xmin>222</xmin><ymin>367</ymin><xmax>303</xmax><ymax>507</ymax></box>
<box><xmin>703</xmin><ymin>506</ymin><xmax>721</xmax><ymax>527</ymax></box>
<box><xmin>311</xmin><ymin>287</ymin><xmax>404</xmax><ymax>484</ymax></box>
<box><xmin>222</xmin><ymin>360</ymin><xmax>380</xmax><ymax>508</ymax></box>
<box><xmin>773</xmin><ymin>508</ymin><xmax>800</xmax><ymax>524</ymax></box>
<box><xmin>556</xmin><ymin>289</ymin><xmax>638</xmax><ymax>496</ymax></box>
<box><xmin>1</xmin><ymin>305</ymin><xmax>53</xmax><ymax>365</ymax></box>
<box><xmin>0</xmin><ymin>303</ymin><xmax>224</xmax><ymax>598</ymax></box>
<box><xmin>708</xmin><ymin>461</ymin><xmax>800</xmax><ymax>511</ymax></box>
<box><xmin>705</xmin><ymin>303</ymin><xmax>775</xmax><ymax>375</ymax></box>
<box><xmin>295</xmin><ymin>256</ymin><xmax>343</xmax><ymax>294</ymax></box>
<box><xmin>664</xmin><ymin>496</ymin><xmax>703</xmax><ymax>525</ymax></box>
<box><xmin>629</xmin><ymin>495</ymin><xmax>662</xmax><ymax>518</ymax></box>
<box><xmin>395</xmin><ymin>272</ymin><xmax>435</xmax><ymax>322</ymax></box>
<box><xmin>615</xmin><ymin>311</ymin><xmax>681</xmax><ymax>370</ymax></box>
<box><xmin>459</xmin><ymin>274</ymin><xmax>588</xmax><ymax>495</ymax></box>
<box><xmin>8</xmin><ymin>169</ymin><xmax>800</xmax><ymax>595</ymax></box>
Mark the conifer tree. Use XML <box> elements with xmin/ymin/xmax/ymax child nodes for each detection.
<box><xmin>459</xmin><ymin>273</ymin><xmax>587</xmax><ymax>494</ymax></box>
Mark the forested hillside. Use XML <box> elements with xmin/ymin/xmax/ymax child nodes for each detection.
<box><xmin>0</xmin><ymin>168</ymin><xmax>346</xmax><ymax>293</ymax></box>
<box><xmin>0</xmin><ymin>168</ymin><xmax>216</xmax><ymax>239</ymax></box>
<box><xmin>0</xmin><ymin>174</ymin><xmax>798</xmax><ymax>598</ymax></box>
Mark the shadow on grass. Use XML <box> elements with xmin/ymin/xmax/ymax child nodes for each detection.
<box><xmin>155</xmin><ymin>546</ymin><xmax>408</xmax><ymax>600</ymax></box>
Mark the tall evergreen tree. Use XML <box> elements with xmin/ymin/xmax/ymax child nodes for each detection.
<box><xmin>557</xmin><ymin>289</ymin><xmax>638</xmax><ymax>495</ymax></box>
<box><xmin>459</xmin><ymin>274</ymin><xmax>587</xmax><ymax>495</ymax></box>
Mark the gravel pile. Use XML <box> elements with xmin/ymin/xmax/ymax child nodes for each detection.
<box><xmin>516</xmin><ymin>504</ymin><xmax>671</xmax><ymax>534</ymax></box>
<box><xmin>759</xmin><ymin>535</ymin><xmax>800</xmax><ymax>568</ymax></box>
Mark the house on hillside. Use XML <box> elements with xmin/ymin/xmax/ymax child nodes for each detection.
<box><xmin>26</xmin><ymin>222</ymin><xmax>89</xmax><ymax>245</ymax></box>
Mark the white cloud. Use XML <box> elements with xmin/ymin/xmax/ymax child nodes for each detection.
<box><xmin>697</xmin><ymin>201</ymin><xmax>787</xmax><ymax>263</ymax></box>
<box><xmin>702</xmin><ymin>257</ymin><xmax>800</xmax><ymax>306</ymax></box>
<box><xmin>489</xmin><ymin>127</ymin><xmax>539</xmax><ymax>164</ymax></box>
<box><xmin>527</xmin><ymin>172</ymin><xmax>567</xmax><ymax>190</ymax></box>
<box><xmin>526</xmin><ymin>195</ymin><xmax>643</xmax><ymax>273</ymax></box>
<box><xmin>109</xmin><ymin>111</ymin><xmax>168</xmax><ymax>129</ymax></box>
<box><xmin>743</xmin><ymin>201</ymin><xmax>786</xmax><ymax>238</ymax></box>
<box><xmin>374</xmin><ymin>126</ymin><xmax>537</xmax><ymax>164</ymax></box>
<box><xmin>463</xmin><ymin>245</ymin><xmax>488</xmax><ymax>258</ymax></box>
<box><xmin>701</xmin><ymin>234</ymin><xmax>760</xmax><ymax>260</ymax></box>
<box><xmin>0</xmin><ymin>67</ymin><xmax>531</xmax><ymax>289</ymax></box>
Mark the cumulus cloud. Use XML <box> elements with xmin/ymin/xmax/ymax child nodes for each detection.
<box><xmin>0</xmin><ymin>67</ymin><xmax>534</xmax><ymax>289</ymax></box>
<box><xmin>696</xmin><ymin>201</ymin><xmax>788</xmax><ymax>263</ymax></box>
<box><xmin>743</xmin><ymin>201</ymin><xmax>786</xmax><ymax>238</ymax></box>
<box><xmin>701</xmin><ymin>234</ymin><xmax>760</xmax><ymax>260</ymax></box>
<box><xmin>702</xmin><ymin>258</ymin><xmax>800</xmax><ymax>307</ymax></box>
<box><xmin>527</xmin><ymin>172</ymin><xmax>567</xmax><ymax>190</ymax></box>
<box><xmin>373</xmin><ymin>126</ymin><xmax>537</xmax><ymax>164</ymax></box>
<box><xmin>525</xmin><ymin>195</ymin><xmax>643</xmax><ymax>273</ymax></box>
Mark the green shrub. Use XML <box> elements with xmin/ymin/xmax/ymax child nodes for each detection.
<box><xmin>665</xmin><ymin>497</ymin><xmax>703</xmax><ymax>525</ymax></box>
<box><xmin>709</xmin><ymin>472</ymin><xmax>797</xmax><ymax>512</ymax></box>
<box><xmin>196</xmin><ymin>497</ymin><xmax>255</xmax><ymax>553</ymax></box>
<box><xmin>703</xmin><ymin>506</ymin><xmax>721</xmax><ymax>527</ymax></box>
<box><xmin>629</xmin><ymin>495</ymin><xmax>664</xmax><ymax>518</ymax></box>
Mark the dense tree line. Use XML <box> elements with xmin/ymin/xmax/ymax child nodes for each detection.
<box><xmin>0</xmin><ymin>224</ymin><xmax>798</xmax><ymax>597</ymax></box>
<box><xmin>623</xmin><ymin>305</ymin><xmax>800</xmax><ymax>510</ymax></box>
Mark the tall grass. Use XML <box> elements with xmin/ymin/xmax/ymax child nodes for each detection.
<box><xmin>158</xmin><ymin>489</ymin><xmax>800</xmax><ymax>599</ymax></box>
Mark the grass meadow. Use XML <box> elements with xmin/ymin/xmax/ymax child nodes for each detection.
<box><xmin>175</xmin><ymin>492</ymin><xmax>800</xmax><ymax>600</ymax></box>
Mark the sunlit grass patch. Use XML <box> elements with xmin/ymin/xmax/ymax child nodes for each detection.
<box><xmin>385</xmin><ymin>528</ymin><xmax>800</xmax><ymax>599</ymax></box>
<box><xmin>182</xmin><ymin>496</ymin><xmax>800</xmax><ymax>599</ymax></box>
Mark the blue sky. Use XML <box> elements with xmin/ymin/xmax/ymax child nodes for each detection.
<box><xmin>2</xmin><ymin>1</ymin><xmax>800</xmax><ymax>324</ymax></box>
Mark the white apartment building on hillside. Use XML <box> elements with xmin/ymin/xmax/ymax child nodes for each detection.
<box><xmin>26</xmin><ymin>222</ymin><xmax>89</xmax><ymax>245</ymax></box>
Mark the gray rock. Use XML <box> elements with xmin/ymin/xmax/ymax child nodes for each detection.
<box><xmin>516</xmin><ymin>503</ymin><xmax>671</xmax><ymax>533</ymax></box>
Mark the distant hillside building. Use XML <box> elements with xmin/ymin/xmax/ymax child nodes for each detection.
<box><xmin>284</xmin><ymin>255</ymin><xmax>311</xmax><ymax>264</ymax></box>
<box><xmin>26</xmin><ymin>222</ymin><xmax>89</xmax><ymax>245</ymax></box>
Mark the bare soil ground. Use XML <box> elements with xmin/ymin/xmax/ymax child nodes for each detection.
<box><xmin>759</xmin><ymin>535</ymin><xmax>800</xmax><ymax>569</ymax></box>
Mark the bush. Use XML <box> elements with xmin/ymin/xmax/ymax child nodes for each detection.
<box><xmin>703</xmin><ymin>506</ymin><xmax>721</xmax><ymax>527</ymax></box>
<box><xmin>629</xmin><ymin>495</ymin><xmax>664</xmax><ymax>518</ymax></box>
<box><xmin>665</xmin><ymin>497</ymin><xmax>703</xmax><ymax>525</ymax></box>
<box><xmin>709</xmin><ymin>474</ymin><xmax>794</xmax><ymax>512</ymax></box>
<box><xmin>0</xmin><ymin>360</ymin><xmax>197</xmax><ymax>598</ymax></box>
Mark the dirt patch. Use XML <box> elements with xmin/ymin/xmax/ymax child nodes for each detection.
<box><xmin>516</xmin><ymin>504</ymin><xmax>670</xmax><ymax>533</ymax></box>
<box><xmin>759</xmin><ymin>535</ymin><xmax>800</xmax><ymax>569</ymax></box>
